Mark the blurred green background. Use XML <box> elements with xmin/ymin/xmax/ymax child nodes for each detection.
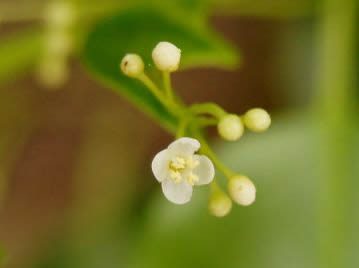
<box><xmin>0</xmin><ymin>0</ymin><xmax>358</xmax><ymax>267</ymax></box>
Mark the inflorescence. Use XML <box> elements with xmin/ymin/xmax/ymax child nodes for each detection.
<box><xmin>120</xmin><ymin>41</ymin><xmax>271</xmax><ymax>217</ymax></box>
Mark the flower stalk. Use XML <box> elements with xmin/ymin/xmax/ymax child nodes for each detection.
<box><xmin>121</xmin><ymin>41</ymin><xmax>271</xmax><ymax>216</ymax></box>
<box><xmin>162</xmin><ymin>71</ymin><xmax>174</xmax><ymax>101</ymax></box>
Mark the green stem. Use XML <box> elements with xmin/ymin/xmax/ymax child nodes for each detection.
<box><xmin>210</xmin><ymin>180</ymin><xmax>222</xmax><ymax>194</ymax></box>
<box><xmin>176</xmin><ymin>116</ymin><xmax>190</xmax><ymax>138</ymax></box>
<box><xmin>316</xmin><ymin>0</ymin><xmax>358</xmax><ymax>267</ymax></box>
<box><xmin>196</xmin><ymin>117</ymin><xmax>218</xmax><ymax>127</ymax></box>
<box><xmin>190</xmin><ymin>103</ymin><xmax>227</xmax><ymax>119</ymax></box>
<box><xmin>162</xmin><ymin>71</ymin><xmax>174</xmax><ymax>101</ymax></box>
<box><xmin>192</xmin><ymin>128</ymin><xmax>235</xmax><ymax>179</ymax></box>
<box><xmin>137</xmin><ymin>73</ymin><xmax>179</xmax><ymax>114</ymax></box>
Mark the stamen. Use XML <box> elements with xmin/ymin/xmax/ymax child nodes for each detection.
<box><xmin>187</xmin><ymin>172</ymin><xmax>199</xmax><ymax>185</ymax></box>
<box><xmin>186</xmin><ymin>157</ymin><xmax>199</xmax><ymax>169</ymax></box>
<box><xmin>170</xmin><ymin>170</ymin><xmax>182</xmax><ymax>183</ymax></box>
<box><xmin>170</xmin><ymin>157</ymin><xmax>186</xmax><ymax>170</ymax></box>
<box><xmin>169</xmin><ymin>156</ymin><xmax>200</xmax><ymax>185</ymax></box>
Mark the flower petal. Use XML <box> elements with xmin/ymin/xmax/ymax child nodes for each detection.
<box><xmin>193</xmin><ymin>155</ymin><xmax>215</xmax><ymax>185</ymax></box>
<box><xmin>151</xmin><ymin>149</ymin><xmax>170</xmax><ymax>182</ymax></box>
<box><xmin>161</xmin><ymin>180</ymin><xmax>193</xmax><ymax>204</ymax></box>
<box><xmin>168</xmin><ymin>137</ymin><xmax>200</xmax><ymax>156</ymax></box>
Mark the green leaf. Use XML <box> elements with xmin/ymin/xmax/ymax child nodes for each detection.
<box><xmin>0</xmin><ymin>28</ymin><xmax>43</xmax><ymax>84</ymax></box>
<box><xmin>82</xmin><ymin>7</ymin><xmax>239</xmax><ymax>132</ymax></box>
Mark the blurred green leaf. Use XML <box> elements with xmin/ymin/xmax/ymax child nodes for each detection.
<box><xmin>0</xmin><ymin>28</ymin><xmax>43</xmax><ymax>84</ymax></box>
<box><xmin>128</xmin><ymin>111</ymin><xmax>359</xmax><ymax>268</ymax></box>
<box><xmin>82</xmin><ymin>7</ymin><xmax>239</xmax><ymax>132</ymax></box>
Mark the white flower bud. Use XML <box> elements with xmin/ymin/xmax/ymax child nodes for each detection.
<box><xmin>208</xmin><ymin>187</ymin><xmax>232</xmax><ymax>217</ymax></box>
<box><xmin>120</xmin><ymin>54</ymin><xmax>144</xmax><ymax>78</ymax></box>
<box><xmin>228</xmin><ymin>175</ymin><xmax>256</xmax><ymax>206</ymax></box>
<box><xmin>152</xmin><ymin>41</ymin><xmax>181</xmax><ymax>72</ymax></box>
<box><xmin>217</xmin><ymin>114</ymin><xmax>244</xmax><ymax>141</ymax></box>
<box><xmin>243</xmin><ymin>108</ymin><xmax>271</xmax><ymax>132</ymax></box>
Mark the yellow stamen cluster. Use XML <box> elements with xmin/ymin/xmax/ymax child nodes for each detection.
<box><xmin>169</xmin><ymin>156</ymin><xmax>200</xmax><ymax>185</ymax></box>
<box><xmin>170</xmin><ymin>157</ymin><xmax>186</xmax><ymax>170</ymax></box>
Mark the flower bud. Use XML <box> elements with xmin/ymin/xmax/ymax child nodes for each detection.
<box><xmin>208</xmin><ymin>186</ymin><xmax>232</xmax><ymax>217</ymax></box>
<box><xmin>217</xmin><ymin>114</ymin><xmax>244</xmax><ymax>141</ymax></box>
<box><xmin>243</xmin><ymin>108</ymin><xmax>271</xmax><ymax>132</ymax></box>
<box><xmin>120</xmin><ymin>54</ymin><xmax>144</xmax><ymax>78</ymax></box>
<box><xmin>228</xmin><ymin>175</ymin><xmax>256</xmax><ymax>206</ymax></box>
<box><xmin>152</xmin><ymin>41</ymin><xmax>181</xmax><ymax>72</ymax></box>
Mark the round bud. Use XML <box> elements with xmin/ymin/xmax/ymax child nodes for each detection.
<box><xmin>217</xmin><ymin>114</ymin><xmax>244</xmax><ymax>141</ymax></box>
<box><xmin>120</xmin><ymin>54</ymin><xmax>144</xmax><ymax>78</ymax></box>
<box><xmin>243</xmin><ymin>108</ymin><xmax>271</xmax><ymax>132</ymax></box>
<box><xmin>152</xmin><ymin>41</ymin><xmax>181</xmax><ymax>72</ymax></box>
<box><xmin>228</xmin><ymin>175</ymin><xmax>256</xmax><ymax>206</ymax></box>
<box><xmin>209</xmin><ymin>190</ymin><xmax>232</xmax><ymax>217</ymax></box>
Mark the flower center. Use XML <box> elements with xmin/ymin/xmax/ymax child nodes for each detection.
<box><xmin>169</xmin><ymin>156</ymin><xmax>200</xmax><ymax>185</ymax></box>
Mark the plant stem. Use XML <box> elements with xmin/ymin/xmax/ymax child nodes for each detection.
<box><xmin>192</xmin><ymin>128</ymin><xmax>234</xmax><ymax>179</ymax></box>
<box><xmin>162</xmin><ymin>71</ymin><xmax>174</xmax><ymax>101</ymax></box>
<box><xmin>315</xmin><ymin>0</ymin><xmax>358</xmax><ymax>267</ymax></box>
<box><xmin>210</xmin><ymin>180</ymin><xmax>223</xmax><ymax>195</ymax></box>
<box><xmin>190</xmin><ymin>102</ymin><xmax>227</xmax><ymax>119</ymax></box>
<box><xmin>176</xmin><ymin>116</ymin><xmax>190</xmax><ymax>138</ymax></box>
<box><xmin>196</xmin><ymin>117</ymin><xmax>218</xmax><ymax>127</ymax></box>
<box><xmin>137</xmin><ymin>73</ymin><xmax>179</xmax><ymax>114</ymax></box>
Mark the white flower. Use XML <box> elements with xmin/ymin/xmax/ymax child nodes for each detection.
<box><xmin>152</xmin><ymin>137</ymin><xmax>215</xmax><ymax>204</ymax></box>
<box><xmin>152</xmin><ymin>41</ymin><xmax>181</xmax><ymax>72</ymax></box>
